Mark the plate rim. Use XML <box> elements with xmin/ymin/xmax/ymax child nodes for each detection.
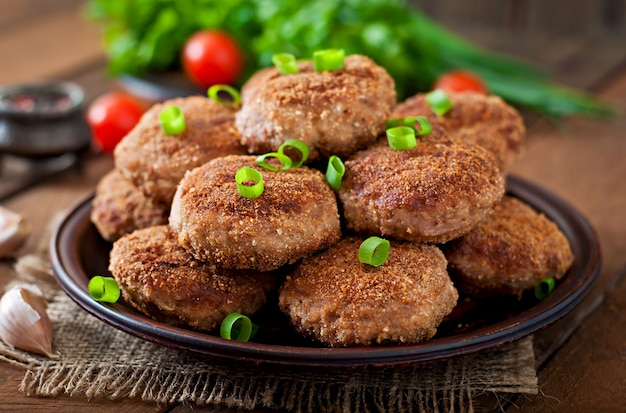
<box><xmin>50</xmin><ymin>175</ymin><xmax>602</xmax><ymax>367</ymax></box>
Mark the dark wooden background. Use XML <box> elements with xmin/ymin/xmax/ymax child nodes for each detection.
<box><xmin>413</xmin><ymin>0</ymin><xmax>626</xmax><ymax>90</ymax></box>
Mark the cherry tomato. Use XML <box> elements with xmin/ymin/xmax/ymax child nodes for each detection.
<box><xmin>181</xmin><ymin>30</ymin><xmax>244</xmax><ymax>88</ymax></box>
<box><xmin>86</xmin><ymin>92</ymin><xmax>144</xmax><ymax>153</ymax></box>
<box><xmin>432</xmin><ymin>70</ymin><xmax>488</xmax><ymax>94</ymax></box>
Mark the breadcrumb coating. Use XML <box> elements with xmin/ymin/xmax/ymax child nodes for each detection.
<box><xmin>109</xmin><ymin>225</ymin><xmax>277</xmax><ymax>331</ymax></box>
<box><xmin>115</xmin><ymin>96</ymin><xmax>246</xmax><ymax>205</ymax></box>
<box><xmin>391</xmin><ymin>91</ymin><xmax>525</xmax><ymax>172</ymax></box>
<box><xmin>236</xmin><ymin>54</ymin><xmax>397</xmax><ymax>161</ymax></box>
<box><xmin>91</xmin><ymin>169</ymin><xmax>168</xmax><ymax>242</ymax></box>
<box><xmin>338</xmin><ymin>129</ymin><xmax>505</xmax><ymax>243</ymax></box>
<box><xmin>169</xmin><ymin>155</ymin><xmax>341</xmax><ymax>271</ymax></box>
<box><xmin>443</xmin><ymin>195</ymin><xmax>574</xmax><ymax>297</ymax></box>
<box><xmin>279</xmin><ymin>236</ymin><xmax>458</xmax><ymax>347</ymax></box>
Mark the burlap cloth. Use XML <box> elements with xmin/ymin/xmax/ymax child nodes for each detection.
<box><xmin>1</xmin><ymin>245</ymin><xmax>538</xmax><ymax>413</ymax></box>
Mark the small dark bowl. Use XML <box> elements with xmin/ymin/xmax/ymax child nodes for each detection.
<box><xmin>0</xmin><ymin>81</ymin><xmax>92</xmax><ymax>158</ymax></box>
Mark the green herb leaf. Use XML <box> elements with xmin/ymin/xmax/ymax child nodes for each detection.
<box><xmin>86</xmin><ymin>0</ymin><xmax>617</xmax><ymax>119</ymax></box>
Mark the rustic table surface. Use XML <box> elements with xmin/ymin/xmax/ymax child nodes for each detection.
<box><xmin>1</xmin><ymin>1</ymin><xmax>625</xmax><ymax>412</ymax></box>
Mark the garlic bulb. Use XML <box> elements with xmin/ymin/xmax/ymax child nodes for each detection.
<box><xmin>0</xmin><ymin>284</ymin><xmax>55</xmax><ymax>357</ymax></box>
<box><xmin>0</xmin><ymin>206</ymin><xmax>30</xmax><ymax>258</ymax></box>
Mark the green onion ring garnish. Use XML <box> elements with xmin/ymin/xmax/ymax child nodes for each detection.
<box><xmin>386</xmin><ymin>116</ymin><xmax>432</xmax><ymax>136</ymax></box>
<box><xmin>325</xmin><ymin>155</ymin><xmax>345</xmax><ymax>190</ymax></box>
<box><xmin>220</xmin><ymin>312</ymin><xmax>254</xmax><ymax>342</ymax></box>
<box><xmin>158</xmin><ymin>105</ymin><xmax>186</xmax><ymax>135</ymax></box>
<box><xmin>385</xmin><ymin>118</ymin><xmax>409</xmax><ymax>130</ymax></box>
<box><xmin>426</xmin><ymin>89</ymin><xmax>454</xmax><ymax>116</ymax></box>
<box><xmin>313</xmin><ymin>48</ymin><xmax>345</xmax><ymax>72</ymax></box>
<box><xmin>278</xmin><ymin>139</ymin><xmax>309</xmax><ymax>167</ymax></box>
<box><xmin>256</xmin><ymin>152</ymin><xmax>293</xmax><ymax>172</ymax></box>
<box><xmin>208</xmin><ymin>84</ymin><xmax>241</xmax><ymax>108</ymax></box>
<box><xmin>386</xmin><ymin>126</ymin><xmax>417</xmax><ymax>150</ymax></box>
<box><xmin>412</xmin><ymin>116</ymin><xmax>432</xmax><ymax>136</ymax></box>
<box><xmin>235</xmin><ymin>167</ymin><xmax>264</xmax><ymax>198</ymax></box>
<box><xmin>534</xmin><ymin>277</ymin><xmax>556</xmax><ymax>300</ymax></box>
<box><xmin>358</xmin><ymin>236</ymin><xmax>391</xmax><ymax>267</ymax></box>
<box><xmin>272</xmin><ymin>53</ymin><xmax>299</xmax><ymax>74</ymax></box>
<box><xmin>88</xmin><ymin>275</ymin><xmax>121</xmax><ymax>303</ymax></box>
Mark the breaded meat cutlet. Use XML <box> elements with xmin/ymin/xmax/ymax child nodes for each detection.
<box><xmin>114</xmin><ymin>95</ymin><xmax>247</xmax><ymax>205</ymax></box>
<box><xmin>90</xmin><ymin>169</ymin><xmax>168</xmax><ymax>242</ymax></box>
<box><xmin>443</xmin><ymin>195</ymin><xmax>574</xmax><ymax>298</ymax></box>
<box><xmin>391</xmin><ymin>91</ymin><xmax>525</xmax><ymax>172</ymax></box>
<box><xmin>109</xmin><ymin>225</ymin><xmax>276</xmax><ymax>332</ymax></box>
<box><xmin>169</xmin><ymin>155</ymin><xmax>342</xmax><ymax>271</ymax></box>
<box><xmin>235</xmin><ymin>54</ymin><xmax>396</xmax><ymax>161</ymax></box>
<box><xmin>279</xmin><ymin>236</ymin><xmax>458</xmax><ymax>347</ymax></box>
<box><xmin>337</xmin><ymin>129</ymin><xmax>505</xmax><ymax>244</ymax></box>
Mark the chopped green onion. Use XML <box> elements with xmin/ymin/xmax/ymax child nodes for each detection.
<box><xmin>278</xmin><ymin>139</ymin><xmax>309</xmax><ymax>167</ymax></box>
<box><xmin>208</xmin><ymin>84</ymin><xmax>241</xmax><ymax>107</ymax></box>
<box><xmin>385</xmin><ymin>116</ymin><xmax>432</xmax><ymax>136</ymax></box>
<box><xmin>235</xmin><ymin>167</ymin><xmax>264</xmax><ymax>198</ymax></box>
<box><xmin>88</xmin><ymin>275</ymin><xmax>121</xmax><ymax>303</ymax></box>
<box><xmin>313</xmin><ymin>48</ymin><xmax>345</xmax><ymax>72</ymax></box>
<box><xmin>325</xmin><ymin>155</ymin><xmax>345</xmax><ymax>190</ymax></box>
<box><xmin>231</xmin><ymin>320</ymin><xmax>259</xmax><ymax>340</ymax></box>
<box><xmin>256</xmin><ymin>152</ymin><xmax>293</xmax><ymax>172</ymax></box>
<box><xmin>534</xmin><ymin>277</ymin><xmax>556</xmax><ymax>300</ymax></box>
<box><xmin>385</xmin><ymin>118</ymin><xmax>409</xmax><ymax>130</ymax></box>
<box><xmin>220</xmin><ymin>312</ymin><xmax>254</xmax><ymax>342</ymax></box>
<box><xmin>426</xmin><ymin>89</ymin><xmax>454</xmax><ymax>116</ymax></box>
<box><xmin>158</xmin><ymin>105</ymin><xmax>186</xmax><ymax>135</ymax></box>
<box><xmin>412</xmin><ymin>116</ymin><xmax>432</xmax><ymax>136</ymax></box>
<box><xmin>272</xmin><ymin>53</ymin><xmax>299</xmax><ymax>74</ymax></box>
<box><xmin>386</xmin><ymin>126</ymin><xmax>417</xmax><ymax>150</ymax></box>
<box><xmin>358</xmin><ymin>236</ymin><xmax>391</xmax><ymax>267</ymax></box>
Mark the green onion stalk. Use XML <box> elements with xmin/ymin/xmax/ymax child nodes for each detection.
<box><xmin>86</xmin><ymin>0</ymin><xmax>616</xmax><ymax>119</ymax></box>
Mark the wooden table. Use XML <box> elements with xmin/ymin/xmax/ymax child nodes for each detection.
<box><xmin>1</xmin><ymin>2</ymin><xmax>625</xmax><ymax>412</ymax></box>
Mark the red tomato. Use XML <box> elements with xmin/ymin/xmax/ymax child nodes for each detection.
<box><xmin>432</xmin><ymin>70</ymin><xmax>488</xmax><ymax>94</ymax></box>
<box><xmin>86</xmin><ymin>92</ymin><xmax>144</xmax><ymax>153</ymax></box>
<box><xmin>181</xmin><ymin>30</ymin><xmax>244</xmax><ymax>88</ymax></box>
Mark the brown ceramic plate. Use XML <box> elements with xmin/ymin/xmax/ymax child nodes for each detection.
<box><xmin>50</xmin><ymin>175</ymin><xmax>601</xmax><ymax>367</ymax></box>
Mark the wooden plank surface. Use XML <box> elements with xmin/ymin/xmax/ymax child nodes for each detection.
<box><xmin>0</xmin><ymin>0</ymin><xmax>86</xmax><ymax>29</ymax></box>
<box><xmin>412</xmin><ymin>0</ymin><xmax>626</xmax><ymax>38</ymax></box>
<box><xmin>1</xmin><ymin>1</ymin><xmax>626</xmax><ymax>413</ymax></box>
<box><xmin>506</xmin><ymin>68</ymin><xmax>626</xmax><ymax>413</ymax></box>
<box><xmin>520</xmin><ymin>269</ymin><xmax>626</xmax><ymax>412</ymax></box>
<box><xmin>0</xmin><ymin>7</ymin><xmax>104</xmax><ymax>85</ymax></box>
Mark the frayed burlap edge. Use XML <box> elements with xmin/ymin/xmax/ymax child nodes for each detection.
<box><xmin>1</xmin><ymin>251</ymin><xmax>537</xmax><ymax>413</ymax></box>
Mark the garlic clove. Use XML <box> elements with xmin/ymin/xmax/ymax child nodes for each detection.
<box><xmin>0</xmin><ymin>206</ymin><xmax>31</xmax><ymax>258</ymax></box>
<box><xmin>0</xmin><ymin>284</ymin><xmax>55</xmax><ymax>357</ymax></box>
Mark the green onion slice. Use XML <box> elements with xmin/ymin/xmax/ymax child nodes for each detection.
<box><xmin>534</xmin><ymin>277</ymin><xmax>556</xmax><ymax>300</ymax></box>
<box><xmin>231</xmin><ymin>320</ymin><xmax>259</xmax><ymax>340</ymax></box>
<box><xmin>313</xmin><ymin>48</ymin><xmax>345</xmax><ymax>72</ymax></box>
<box><xmin>235</xmin><ymin>167</ymin><xmax>264</xmax><ymax>198</ymax></box>
<box><xmin>426</xmin><ymin>89</ymin><xmax>454</xmax><ymax>116</ymax></box>
<box><xmin>158</xmin><ymin>105</ymin><xmax>186</xmax><ymax>135</ymax></box>
<box><xmin>413</xmin><ymin>116</ymin><xmax>433</xmax><ymax>136</ymax></box>
<box><xmin>385</xmin><ymin>118</ymin><xmax>409</xmax><ymax>130</ymax></box>
<box><xmin>385</xmin><ymin>116</ymin><xmax>432</xmax><ymax>136</ymax></box>
<box><xmin>88</xmin><ymin>276</ymin><xmax>121</xmax><ymax>303</ymax></box>
<box><xmin>272</xmin><ymin>53</ymin><xmax>299</xmax><ymax>74</ymax></box>
<box><xmin>278</xmin><ymin>139</ymin><xmax>309</xmax><ymax>167</ymax></box>
<box><xmin>220</xmin><ymin>312</ymin><xmax>254</xmax><ymax>342</ymax></box>
<box><xmin>386</xmin><ymin>126</ymin><xmax>417</xmax><ymax>150</ymax></box>
<box><xmin>208</xmin><ymin>84</ymin><xmax>241</xmax><ymax>107</ymax></box>
<box><xmin>358</xmin><ymin>236</ymin><xmax>391</xmax><ymax>267</ymax></box>
<box><xmin>325</xmin><ymin>155</ymin><xmax>345</xmax><ymax>190</ymax></box>
<box><xmin>256</xmin><ymin>152</ymin><xmax>293</xmax><ymax>172</ymax></box>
